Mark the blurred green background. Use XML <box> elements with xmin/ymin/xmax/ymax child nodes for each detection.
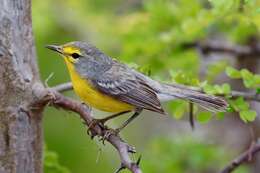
<box><xmin>32</xmin><ymin>0</ymin><xmax>260</xmax><ymax>172</ymax></box>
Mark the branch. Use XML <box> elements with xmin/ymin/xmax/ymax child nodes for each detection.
<box><xmin>229</xmin><ymin>91</ymin><xmax>260</xmax><ymax>102</ymax></box>
<box><xmin>52</xmin><ymin>82</ymin><xmax>73</xmax><ymax>92</ymax></box>
<box><xmin>220</xmin><ymin>141</ymin><xmax>260</xmax><ymax>173</ymax></box>
<box><xmin>35</xmin><ymin>88</ymin><xmax>142</xmax><ymax>173</ymax></box>
<box><xmin>182</xmin><ymin>40</ymin><xmax>260</xmax><ymax>57</ymax></box>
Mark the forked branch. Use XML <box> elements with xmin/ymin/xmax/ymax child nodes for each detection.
<box><xmin>34</xmin><ymin>86</ymin><xmax>142</xmax><ymax>173</ymax></box>
<box><xmin>220</xmin><ymin>141</ymin><xmax>260</xmax><ymax>173</ymax></box>
<box><xmin>50</xmin><ymin>82</ymin><xmax>260</xmax><ymax>173</ymax></box>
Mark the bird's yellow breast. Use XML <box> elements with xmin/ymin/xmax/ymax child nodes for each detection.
<box><xmin>64</xmin><ymin>59</ymin><xmax>134</xmax><ymax>113</ymax></box>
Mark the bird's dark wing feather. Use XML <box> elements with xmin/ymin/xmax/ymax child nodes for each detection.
<box><xmin>90</xmin><ymin>63</ymin><xmax>165</xmax><ymax>114</ymax></box>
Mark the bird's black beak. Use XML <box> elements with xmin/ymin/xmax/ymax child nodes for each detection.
<box><xmin>45</xmin><ymin>44</ymin><xmax>63</xmax><ymax>54</ymax></box>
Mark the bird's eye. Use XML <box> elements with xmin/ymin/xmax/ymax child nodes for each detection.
<box><xmin>71</xmin><ymin>53</ymin><xmax>80</xmax><ymax>59</ymax></box>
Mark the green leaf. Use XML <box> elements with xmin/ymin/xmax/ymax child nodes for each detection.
<box><xmin>44</xmin><ymin>145</ymin><xmax>70</xmax><ymax>173</ymax></box>
<box><xmin>169</xmin><ymin>100</ymin><xmax>187</xmax><ymax>119</ymax></box>
<box><xmin>225</xmin><ymin>67</ymin><xmax>241</xmax><ymax>79</ymax></box>
<box><xmin>203</xmin><ymin>83</ymin><xmax>231</xmax><ymax>95</ymax></box>
<box><xmin>214</xmin><ymin>85</ymin><xmax>223</xmax><ymax>94</ymax></box>
<box><xmin>216</xmin><ymin>112</ymin><xmax>225</xmax><ymax>120</ymax></box>
<box><xmin>244</xmin><ymin>0</ymin><xmax>252</xmax><ymax>3</ymax></box>
<box><xmin>241</xmin><ymin>69</ymin><xmax>255</xmax><ymax>88</ymax></box>
<box><xmin>203</xmin><ymin>84</ymin><xmax>217</xmax><ymax>95</ymax></box>
<box><xmin>253</xmin><ymin>74</ymin><xmax>260</xmax><ymax>85</ymax></box>
<box><xmin>241</xmin><ymin>69</ymin><xmax>253</xmax><ymax>79</ymax></box>
<box><xmin>170</xmin><ymin>70</ymin><xmax>200</xmax><ymax>86</ymax></box>
<box><xmin>239</xmin><ymin>110</ymin><xmax>257</xmax><ymax>122</ymax></box>
<box><xmin>222</xmin><ymin>83</ymin><xmax>231</xmax><ymax>94</ymax></box>
<box><xmin>230</xmin><ymin>97</ymin><xmax>249</xmax><ymax>111</ymax></box>
<box><xmin>227</xmin><ymin>105</ymin><xmax>235</xmax><ymax>112</ymax></box>
<box><xmin>206</xmin><ymin>60</ymin><xmax>228</xmax><ymax>82</ymax></box>
<box><xmin>256</xmin><ymin>88</ymin><xmax>260</xmax><ymax>94</ymax></box>
<box><xmin>257</xmin><ymin>8</ymin><xmax>260</xmax><ymax>13</ymax></box>
<box><xmin>197</xmin><ymin>112</ymin><xmax>212</xmax><ymax>123</ymax></box>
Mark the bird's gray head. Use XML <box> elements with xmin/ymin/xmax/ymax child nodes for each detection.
<box><xmin>46</xmin><ymin>41</ymin><xmax>112</xmax><ymax>77</ymax></box>
<box><xmin>46</xmin><ymin>41</ymin><xmax>106</xmax><ymax>63</ymax></box>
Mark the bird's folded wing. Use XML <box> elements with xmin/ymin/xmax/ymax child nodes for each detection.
<box><xmin>90</xmin><ymin>64</ymin><xmax>165</xmax><ymax>114</ymax></box>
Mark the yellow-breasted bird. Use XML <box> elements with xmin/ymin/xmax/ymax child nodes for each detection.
<box><xmin>46</xmin><ymin>41</ymin><xmax>228</xmax><ymax>132</ymax></box>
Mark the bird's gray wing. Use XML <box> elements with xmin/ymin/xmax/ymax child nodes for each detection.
<box><xmin>90</xmin><ymin>63</ymin><xmax>165</xmax><ymax>114</ymax></box>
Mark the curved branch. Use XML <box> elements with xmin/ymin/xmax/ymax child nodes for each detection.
<box><xmin>220</xmin><ymin>141</ymin><xmax>260</xmax><ymax>173</ymax></box>
<box><xmin>52</xmin><ymin>82</ymin><xmax>73</xmax><ymax>92</ymax></box>
<box><xmin>35</xmin><ymin>88</ymin><xmax>142</xmax><ymax>173</ymax></box>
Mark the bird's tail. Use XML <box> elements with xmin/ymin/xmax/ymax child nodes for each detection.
<box><xmin>158</xmin><ymin>83</ymin><xmax>228</xmax><ymax>112</ymax></box>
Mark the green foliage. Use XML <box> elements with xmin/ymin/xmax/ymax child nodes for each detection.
<box><xmin>169</xmin><ymin>65</ymin><xmax>260</xmax><ymax>123</ymax></box>
<box><xmin>240</xmin><ymin>110</ymin><xmax>257</xmax><ymax>122</ymax></box>
<box><xmin>170</xmin><ymin>70</ymin><xmax>200</xmax><ymax>86</ymax></box>
<box><xmin>197</xmin><ymin>111</ymin><xmax>212</xmax><ymax>123</ymax></box>
<box><xmin>203</xmin><ymin>83</ymin><xmax>231</xmax><ymax>95</ymax></box>
<box><xmin>226</xmin><ymin>67</ymin><xmax>241</xmax><ymax>79</ymax></box>
<box><xmin>226</xmin><ymin>67</ymin><xmax>260</xmax><ymax>89</ymax></box>
<box><xmin>142</xmin><ymin>137</ymin><xmax>249</xmax><ymax>173</ymax></box>
<box><xmin>229</xmin><ymin>97</ymin><xmax>257</xmax><ymax>122</ymax></box>
<box><xmin>216</xmin><ymin>112</ymin><xmax>225</xmax><ymax>120</ymax></box>
<box><xmin>206</xmin><ymin>60</ymin><xmax>228</xmax><ymax>82</ymax></box>
<box><xmin>44</xmin><ymin>145</ymin><xmax>70</xmax><ymax>173</ymax></box>
<box><xmin>168</xmin><ymin>100</ymin><xmax>187</xmax><ymax>119</ymax></box>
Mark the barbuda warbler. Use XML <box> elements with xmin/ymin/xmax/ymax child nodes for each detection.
<box><xmin>46</xmin><ymin>41</ymin><xmax>227</xmax><ymax>132</ymax></box>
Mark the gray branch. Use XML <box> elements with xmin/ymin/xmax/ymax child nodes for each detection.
<box><xmin>182</xmin><ymin>40</ymin><xmax>260</xmax><ymax>57</ymax></box>
<box><xmin>34</xmin><ymin>88</ymin><xmax>142</xmax><ymax>173</ymax></box>
<box><xmin>220</xmin><ymin>141</ymin><xmax>260</xmax><ymax>173</ymax></box>
<box><xmin>52</xmin><ymin>82</ymin><xmax>73</xmax><ymax>93</ymax></box>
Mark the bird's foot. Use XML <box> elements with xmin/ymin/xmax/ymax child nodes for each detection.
<box><xmin>99</xmin><ymin>128</ymin><xmax>121</xmax><ymax>144</ymax></box>
<box><xmin>100</xmin><ymin>127</ymin><xmax>124</xmax><ymax>143</ymax></box>
<box><xmin>87</xmin><ymin>118</ymin><xmax>106</xmax><ymax>137</ymax></box>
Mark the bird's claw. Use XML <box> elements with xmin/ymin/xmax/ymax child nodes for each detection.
<box><xmin>99</xmin><ymin>128</ymin><xmax>119</xmax><ymax>144</ymax></box>
<box><xmin>86</xmin><ymin>119</ymin><xmax>105</xmax><ymax>138</ymax></box>
<box><xmin>127</xmin><ymin>145</ymin><xmax>136</xmax><ymax>153</ymax></box>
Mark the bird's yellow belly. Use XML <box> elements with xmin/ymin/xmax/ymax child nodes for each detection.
<box><xmin>66</xmin><ymin>62</ymin><xmax>134</xmax><ymax>113</ymax></box>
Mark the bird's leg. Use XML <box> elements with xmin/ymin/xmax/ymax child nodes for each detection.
<box><xmin>99</xmin><ymin>109</ymin><xmax>143</xmax><ymax>143</ymax></box>
<box><xmin>87</xmin><ymin>111</ymin><xmax>131</xmax><ymax>135</ymax></box>
<box><xmin>115</xmin><ymin>109</ymin><xmax>142</xmax><ymax>133</ymax></box>
<box><xmin>97</xmin><ymin>110</ymin><xmax>131</xmax><ymax>124</ymax></box>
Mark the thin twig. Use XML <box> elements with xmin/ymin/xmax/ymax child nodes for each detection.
<box><xmin>220</xmin><ymin>141</ymin><xmax>260</xmax><ymax>173</ymax></box>
<box><xmin>229</xmin><ymin>91</ymin><xmax>260</xmax><ymax>102</ymax></box>
<box><xmin>189</xmin><ymin>103</ymin><xmax>195</xmax><ymax>130</ymax></box>
<box><xmin>34</xmin><ymin>88</ymin><xmax>142</xmax><ymax>173</ymax></box>
<box><xmin>182</xmin><ymin>40</ymin><xmax>260</xmax><ymax>57</ymax></box>
<box><xmin>52</xmin><ymin>82</ymin><xmax>73</xmax><ymax>92</ymax></box>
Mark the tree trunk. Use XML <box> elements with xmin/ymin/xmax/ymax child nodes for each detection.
<box><xmin>0</xmin><ymin>0</ymin><xmax>43</xmax><ymax>172</ymax></box>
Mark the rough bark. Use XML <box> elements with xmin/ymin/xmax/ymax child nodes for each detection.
<box><xmin>0</xmin><ymin>0</ymin><xmax>43</xmax><ymax>172</ymax></box>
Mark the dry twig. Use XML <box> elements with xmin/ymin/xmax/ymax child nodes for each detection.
<box><xmin>220</xmin><ymin>141</ymin><xmax>260</xmax><ymax>173</ymax></box>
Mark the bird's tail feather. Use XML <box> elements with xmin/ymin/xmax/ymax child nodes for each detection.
<box><xmin>160</xmin><ymin>83</ymin><xmax>228</xmax><ymax>112</ymax></box>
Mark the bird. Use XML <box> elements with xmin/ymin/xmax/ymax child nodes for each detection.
<box><xmin>46</xmin><ymin>41</ymin><xmax>228</xmax><ymax>133</ymax></box>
